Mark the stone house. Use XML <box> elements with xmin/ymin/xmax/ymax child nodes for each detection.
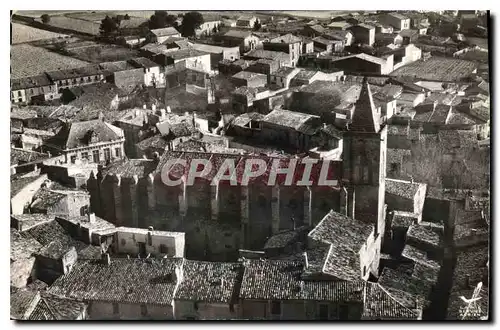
<box><xmin>244</xmin><ymin>49</ymin><xmax>292</xmax><ymax>67</ymax></box>
<box><xmin>263</xmin><ymin>34</ymin><xmax>303</xmax><ymax>66</ymax></box>
<box><xmin>99</xmin><ymin>60</ymin><xmax>145</xmax><ymax>92</ymax></box>
<box><xmin>126</xmin><ymin>57</ymin><xmax>163</xmax><ymax>87</ymax></box>
<box><xmin>109</xmin><ymin>226</ymin><xmax>185</xmax><ymax>258</ymax></box>
<box><xmin>48</xmin><ymin>257</ymin><xmax>184</xmax><ymax>320</ymax></box>
<box><xmin>382</xmin><ymin>13</ymin><xmax>411</xmax><ymax>31</ymax></box>
<box><xmin>173</xmin><ymin>260</ymin><xmax>242</xmax><ymax>319</ymax></box>
<box><xmin>11</xmin><ymin>74</ymin><xmax>58</xmax><ymax>104</ymax></box>
<box><xmin>269</xmin><ymin>67</ymin><xmax>301</xmax><ymax>89</ymax></box>
<box><xmin>385</xmin><ymin>178</ymin><xmax>427</xmax><ymax>221</ymax></box>
<box><xmin>45</xmin><ymin>65</ymin><xmax>105</xmax><ymax>94</ymax></box>
<box><xmin>220</xmin><ymin>30</ymin><xmax>260</xmax><ymax>53</ymax></box>
<box><xmin>45</xmin><ymin>119</ymin><xmax>125</xmax><ymax>165</ymax></box>
<box><xmin>347</xmin><ymin>23</ymin><xmax>376</xmax><ymax>46</ymax></box>
<box><xmin>259</xmin><ymin>109</ymin><xmax>322</xmax><ymax>151</ymax></box>
<box><xmin>236</xmin><ymin>15</ymin><xmax>257</xmax><ymax>28</ymax></box>
<box><xmin>163</xmin><ymin>49</ymin><xmax>212</xmax><ymax>74</ymax></box>
<box><xmin>231</xmin><ymin>71</ymin><xmax>268</xmax><ymax>88</ymax></box>
<box><xmin>191</xmin><ymin>43</ymin><xmax>240</xmax><ymax>69</ymax></box>
<box><xmin>312</xmin><ymin>37</ymin><xmax>335</xmax><ymax>53</ymax></box>
<box><xmin>34</xmin><ymin>242</ymin><xmax>78</xmax><ymax>284</ymax></box>
<box><xmin>148</xmin><ymin>27</ymin><xmax>182</xmax><ymax>44</ymax></box>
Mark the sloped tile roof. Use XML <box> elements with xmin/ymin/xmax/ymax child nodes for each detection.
<box><xmin>48</xmin><ymin>258</ymin><xmax>183</xmax><ymax>305</ymax></box>
<box><xmin>363</xmin><ymin>282</ymin><xmax>419</xmax><ymax>319</ymax></box>
<box><xmin>175</xmin><ymin>260</ymin><xmax>242</xmax><ymax>303</ymax></box>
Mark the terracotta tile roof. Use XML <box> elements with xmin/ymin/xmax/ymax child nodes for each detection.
<box><xmin>407</xmin><ymin>224</ymin><xmax>442</xmax><ymax>248</ymax></box>
<box><xmin>385</xmin><ymin>178</ymin><xmax>421</xmax><ymax>200</ymax></box>
<box><xmin>378</xmin><ymin>267</ymin><xmax>431</xmax><ymax>309</ymax></box>
<box><xmin>391</xmin><ymin>211</ymin><xmax>418</xmax><ymax>229</ymax></box>
<box><xmin>10</xmin><ymin>228</ymin><xmax>43</xmax><ymax>261</ymax></box>
<box><xmin>308</xmin><ymin>210</ymin><xmax>373</xmax><ymax>249</ymax></box>
<box><xmin>10</xmin><ymin>289</ymin><xmax>39</xmax><ymax>320</ymax></box>
<box><xmin>11</xmin><ymin>148</ymin><xmax>49</xmax><ymax>166</ymax></box>
<box><xmin>150</xmin><ymin>27</ymin><xmax>180</xmax><ymax>37</ymax></box>
<box><xmin>28</xmin><ymin>294</ymin><xmax>87</xmax><ymax>320</ymax></box>
<box><xmin>363</xmin><ymin>282</ymin><xmax>419</xmax><ymax>319</ymax></box>
<box><xmin>49</xmin><ymin>119</ymin><xmax>123</xmax><ymax>150</ymax></box>
<box><xmin>102</xmin><ymin>159</ymin><xmax>157</xmax><ymax>178</ymax></box>
<box><xmin>239</xmin><ymin>259</ymin><xmax>304</xmax><ymax>300</ymax></box>
<box><xmin>48</xmin><ymin>258</ymin><xmax>183</xmax><ymax>305</ymax></box>
<box><xmin>11</xmin><ymin>214</ymin><xmax>55</xmax><ymax>232</ymax></box>
<box><xmin>322</xmin><ymin>244</ymin><xmax>361</xmax><ymax>282</ymax></box>
<box><xmin>401</xmin><ymin>244</ymin><xmax>440</xmax><ymax>270</ymax></box>
<box><xmin>262</xmin><ymin>109</ymin><xmax>319</xmax><ymax>130</ymax></box>
<box><xmin>175</xmin><ymin>260</ymin><xmax>242</xmax><ymax>303</ymax></box>
<box><xmin>264</xmin><ymin>226</ymin><xmax>308</xmax><ymax>250</ymax></box>
<box><xmin>26</xmin><ymin>220</ymin><xmax>91</xmax><ymax>258</ymax></box>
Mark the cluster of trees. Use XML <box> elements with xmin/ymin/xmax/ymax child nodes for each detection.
<box><xmin>253</xmin><ymin>19</ymin><xmax>261</xmax><ymax>31</ymax></box>
<box><xmin>147</xmin><ymin>10</ymin><xmax>204</xmax><ymax>38</ymax></box>
<box><xmin>98</xmin><ymin>10</ymin><xmax>205</xmax><ymax>38</ymax></box>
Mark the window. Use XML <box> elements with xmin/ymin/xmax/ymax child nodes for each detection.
<box><xmin>113</xmin><ymin>303</ymin><xmax>119</xmax><ymax>315</ymax></box>
<box><xmin>73</xmin><ymin>79</ymin><xmax>77</xmax><ymax>84</ymax></box>
<box><xmin>258</xmin><ymin>195</ymin><xmax>266</xmax><ymax>208</ymax></box>
<box><xmin>141</xmin><ymin>304</ymin><xmax>147</xmax><ymax>317</ymax></box>
<box><xmin>363</xmin><ymin>266</ymin><xmax>367</xmax><ymax>277</ymax></box>
<box><xmin>80</xmin><ymin>78</ymin><xmax>84</xmax><ymax>83</ymax></box>
<box><xmin>92</xmin><ymin>150</ymin><xmax>100</xmax><ymax>163</ymax></box>
<box><xmin>319</xmin><ymin>304</ymin><xmax>329</xmax><ymax>320</ymax></box>
<box><xmin>95</xmin><ymin>75</ymin><xmax>99</xmax><ymax>80</ymax></box>
<box><xmin>81</xmin><ymin>152</ymin><xmax>89</xmax><ymax>160</ymax></box>
<box><xmin>121</xmin><ymin>238</ymin><xmax>126</xmax><ymax>246</ymax></box>
<box><xmin>115</xmin><ymin>147</ymin><xmax>122</xmax><ymax>158</ymax></box>
<box><xmin>18</xmin><ymin>98</ymin><xmax>22</xmax><ymax>103</ymax></box>
<box><xmin>194</xmin><ymin>302</ymin><xmax>199</xmax><ymax>311</ymax></box>
<box><xmin>160</xmin><ymin>244</ymin><xmax>168</xmax><ymax>254</ymax></box>
<box><xmin>70</xmin><ymin>155</ymin><xmax>77</xmax><ymax>164</ymax></box>
<box><xmin>104</xmin><ymin>148</ymin><xmax>111</xmax><ymax>162</ymax></box>
<box><xmin>271</xmin><ymin>301</ymin><xmax>281</xmax><ymax>315</ymax></box>
<box><xmin>339</xmin><ymin>304</ymin><xmax>349</xmax><ymax>320</ymax></box>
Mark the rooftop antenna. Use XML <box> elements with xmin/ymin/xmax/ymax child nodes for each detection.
<box><xmin>460</xmin><ymin>281</ymin><xmax>483</xmax><ymax>320</ymax></box>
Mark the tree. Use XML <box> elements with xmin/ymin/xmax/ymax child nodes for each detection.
<box><xmin>41</xmin><ymin>14</ymin><xmax>50</xmax><ymax>24</ymax></box>
<box><xmin>99</xmin><ymin>15</ymin><xmax>119</xmax><ymax>36</ymax></box>
<box><xmin>124</xmin><ymin>14</ymin><xmax>130</xmax><ymax>20</ymax></box>
<box><xmin>212</xmin><ymin>25</ymin><xmax>218</xmax><ymax>34</ymax></box>
<box><xmin>253</xmin><ymin>19</ymin><xmax>262</xmax><ymax>31</ymax></box>
<box><xmin>181</xmin><ymin>11</ymin><xmax>204</xmax><ymax>38</ymax></box>
<box><xmin>148</xmin><ymin>10</ymin><xmax>177</xmax><ymax>29</ymax></box>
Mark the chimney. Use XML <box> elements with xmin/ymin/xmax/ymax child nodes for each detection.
<box><xmin>160</xmin><ymin>109</ymin><xmax>166</xmax><ymax>119</ymax></box>
<box><xmin>167</xmin><ymin>106</ymin><xmax>172</xmax><ymax>113</ymax></box>
<box><xmin>102</xmin><ymin>253</ymin><xmax>111</xmax><ymax>265</ymax></box>
<box><xmin>184</xmin><ymin>111</ymin><xmax>189</xmax><ymax>118</ymax></box>
<box><xmin>152</xmin><ymin>104</ymin><xmax>157</xmax><ymax>111</ymax></box>
<box><xmin>88</xmin><ymin>212</ymin><xmax>96</xmax><ymax>223</ymax></box>
<box><xmin>303</xmin><ymin>252</ymin><xmax>309</xmax><ymax>269</ymax></box>
<box><xmin>143</xmin><ymin>104</ymin><xmax>147</xmax><ymax>110</ymax></box>
<box><xmin>147</xmin><ymin>226</ymin><xmax>153</xmax><ymax>246</ymax></box>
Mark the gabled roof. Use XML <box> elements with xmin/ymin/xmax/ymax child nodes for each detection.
<box><xmin>349</xmin><ymin>78</ymin><xmax>381</xmax><ymax>133</ymax></box>
<box><xmin>150</xmin><ymin>27</ymin><xmax>180</xmax><ymax>37</ymax></box>
<box><xmin>363</xmin><ymin>282</ymin><xmax>420</xmax><ymax>319</ymax></box>
<box><xmin>48</xmin><ymin>120</ymin><xmax>123</xmax><ymax>150</ymax></box>
<box><xmin>48</xmin><ymin>258</ymin><xmax>183</xmax><ymax>306</ymax></box>
<box><xmin>174</xmin><ymin>260</ymin><xmax>243</xmax><ymax>303</ymax></box>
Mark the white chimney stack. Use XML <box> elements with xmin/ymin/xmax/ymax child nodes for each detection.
<box><xmin>88</xmin><ymin>212</ymin><xmax>96</xmax><ymax>223</ymax></box>
<box><xmin>152</xmin><ymin>104</ymin><xmax>157</xmax><ymax>111</ymax></box>
<box><xmin>303</xmin><ymin>252</ymin><xmax>309</xmax><ymax>269</ymax></box>
<box><xmin>143</xmin><ymin>104</ymin><xmax>147</xmax><ymax>109</ymax></box>
<box><xmin>167</xmin><ymin>106</ymin><xmax>171</xmax><ymax>113</ymax></box>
